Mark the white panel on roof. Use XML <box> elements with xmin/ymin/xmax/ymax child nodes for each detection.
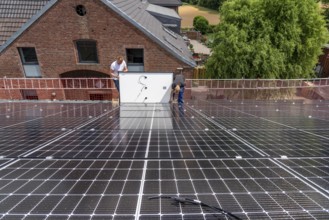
<box><xmin>119</xmin><ymin>72</ymin><xmax>173</xmax><ymax>103</ymax></box>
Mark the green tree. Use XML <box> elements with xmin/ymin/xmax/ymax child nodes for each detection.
<box><xmin>183</xmin><ymin>0</ymin><xmax>227</xmax><ymax>10</ymax></box>
<box><xmin>183</xmin><ymin>0</ymin><xmax>198</xmax><ymax>5</ymax></box>
<box><xmin>206</xmin><ymin>0</ymin><xmax>329</xmax><ymax>79</ymax></box>
<box><xmin>194</xmin><ymin>16</ymin><xmax>209</xmax><ymax>34</ymax></box>
<box><xmin>193</xmin><ymin>16</ymin><xmax>202</xmax><ymax>27</ymax></box>
<box><xmin>198</xmin><ymin>0</ymin><xmax>220</xmax><ymax>10</ymax></box>
<box><xmin>320</xmin><ymin>0</ymin><xmax>329</xmax><ymax>29</ymax></box>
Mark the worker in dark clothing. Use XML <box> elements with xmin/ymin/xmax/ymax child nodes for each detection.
<box><xmin>172</xmin><ymin>73</ymin><xmax>185</xmax><ymax>105</ymax></box>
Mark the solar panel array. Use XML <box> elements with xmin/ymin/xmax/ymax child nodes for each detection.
<box><xmin>0</xmin><ymin>100</ymin><xmax>328</xmax><ymax>219</ymax></box>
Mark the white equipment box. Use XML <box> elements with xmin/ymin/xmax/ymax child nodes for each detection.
<box><xmin>119</xmin><ymin>72</ymin><xmax>173</xmax><ymax>103</ymax></box>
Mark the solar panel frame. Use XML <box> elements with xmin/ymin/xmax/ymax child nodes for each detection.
<box><xmin>1</xmin><ymin>158</ymin><xmax>328</xmax><ymax>219</ymax></box>
<box><xmin>277</xmin><ymin>158</ymin><xmax>329</xmax><ymax>193</ymax></box>
<box><xmin>0</xmin><ymin>100</ymin><xmax>329</xmax><ymax>220</ymax></box>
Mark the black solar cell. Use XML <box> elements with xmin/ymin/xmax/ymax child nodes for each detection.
<box><xmin>0</xmin><ymin>101</ymin><xmax>328</xmax><ymax>219</ymax></box>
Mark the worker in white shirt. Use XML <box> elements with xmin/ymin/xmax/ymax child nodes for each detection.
<box><xmin>110</xmin><ymin>56</ymin><xmax>128</xmax><ymax>92</ymax></box>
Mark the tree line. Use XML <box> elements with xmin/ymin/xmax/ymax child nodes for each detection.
<box><xmin>182</xmin><ymin>0</ymin><xmax>226</xmax><ymax>11</ymax></box>
<box><xmin>203</xmin><ymin>0</ymin><xmax>328</xmax><ymax>79</ymax></box>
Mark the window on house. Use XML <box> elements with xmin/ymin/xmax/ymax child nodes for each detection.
<box><xmin>76</xmin><ymin>5</ymin><xmax>87</xmax><ymax>16</ymax></box>
<box><xmin>18</xmin><ymin>47</ymin><xmax>41</xmax><ymax>78</ymax></box>
<box><xmin>18</xmin><ymin>47</ymin><xmax>38</xmax><ymax>64</ymax></box>
<box><xmin>21</xmin><ymin>90</ymin><xmax>38</xmax><ymax>100</ymax></box>
<box><xmin>126</xmin><ymin>49</ymin><xmax>144</xmax><ymax>72</ymax></box>
<box><xmin>76</xmin><ymin>41</ymin><xmax>98</xmax><ymax>63</ymax></box>
<box><xmin>90</xmin><ymin>94</ymin><xmax>104</xmax><ymax>100</ymax></box>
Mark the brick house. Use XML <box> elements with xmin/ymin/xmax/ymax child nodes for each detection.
<box><xmin>0</xmin><ymin>0</ymin><xmax>195</xmax><ymax>100</ymax></box>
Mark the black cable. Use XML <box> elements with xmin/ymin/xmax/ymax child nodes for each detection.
<box><xmin>138</xmin><ymin>75</ymin><xmax>147</xmax><ymax>91</ymax></box>
<box><xmin>149</xmin><ymin>196</ymin><xmax>242</xmax><ymax>220</ymax></box>
<box><xmin>135</xmin><ymin>75</ymin><xmax>147</xmax><ymax>101</ymax></box>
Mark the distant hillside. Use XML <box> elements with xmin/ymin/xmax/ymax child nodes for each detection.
<box><xmin>179</xmin><ymin>5</ymin><xmax>220</xmax><ymax>28</ymax></box>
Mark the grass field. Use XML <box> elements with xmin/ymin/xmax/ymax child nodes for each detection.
<box><xmin>179</xmin><ymin>5</ymin><xmax>220</xmax><ymax>28</ymax></box>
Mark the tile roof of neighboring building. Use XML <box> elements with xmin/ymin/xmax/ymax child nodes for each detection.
<box><xmin>0</xmin><ymin>0</ymin><xmax>195</xmax><ymax>67</ymax></box>
<box><xmin>147</xmin><ymin>0</ymin><xmax>182</xmax><ymax>7</ymax></box>
<box><xmin>0</xmin><ymin>0</ymin><xmax>52</xmax><ymax>46</ymax></box>
<box><xmin>146</xmin><ymin>3</ymin><xmax>181</xmax><ymax>20</ymax></box>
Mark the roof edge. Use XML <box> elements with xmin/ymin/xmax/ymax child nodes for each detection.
<box><xmin>101</xmin><ymin>0</ymin><xmax>196</xmax><ymax>67</ymax></box>
<box><xmin>149</xmin><ymin>2</ymin><xmax>182</xmax><ymax>7</ymax></box>
<box><xmin>146</xmin><ymin>9</ymin><xmax>182</xmax><ymax>21</ymax></box>
<box><xmin>0</xmin><ymin>0</ymin><xmax>58</xmax><ymax>54</ymax></box>
<box><xmin>148</xmin><ymin>12</ymin><xmax>181</xmax><ymax>21</ymax></box>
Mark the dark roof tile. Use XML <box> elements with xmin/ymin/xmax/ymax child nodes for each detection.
<box><xmin>0</xmin><ymin>0</ymin><xmax>51</xmax><ymax>45</ymax></box>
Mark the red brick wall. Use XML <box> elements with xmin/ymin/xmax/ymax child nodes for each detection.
<box><xmin>0</xmin><ymin>90</ymin><xmax>22</xmax><ymax>100</ymax></box>
<box><xmin>38</xmin><ymin>89</ymin><xmax>66</xmax><ymax>100</ymax></box>
<box><xmin>64</xmin><ymin>89</ymin><xmax>112</xmax><ymax>101</ymax></box>
<box><xmin>185</xmin><ymin>31</ymin><xmax>202</xmax><ymax>41</ymax></box>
